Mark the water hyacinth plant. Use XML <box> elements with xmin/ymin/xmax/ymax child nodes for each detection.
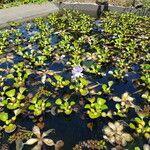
<box><xmin>0</xmin><ymin>9</ymin><xmax>149</xmax><ymax>149</ymax></box>
<box><xmin>103</xmin><ymin>121</ymin><xmax>133</xmax><ymax>146</ymax></box>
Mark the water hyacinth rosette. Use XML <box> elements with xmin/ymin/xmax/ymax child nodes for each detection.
<box><xmin>71</xmin><ymin>66</ymin><xmax>83</xmax><ymax>80</ymax></box>
<box><xmin>24</xmin><ymin>126</ymin><xmax>55</xmax><ymax>150</ymax></box>
<box><xmin>103</xmin><ymin>121</ymin><xmax>133</xmax><ymax>146</ymax></box>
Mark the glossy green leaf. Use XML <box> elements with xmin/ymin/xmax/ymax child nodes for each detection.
<box><xmin>5</xmin><ymin>89</ymin><xmax>16</xmax><ymax>97</ymax></box>
<box><xmin>5</xmin><ymin>124</ymin><xmax>16</xmax><ymax>133</ymax></box>
<box><xmin>97</xmin><ymin>98</ymin><xmax>106</xmax><ymax>105</ymax></box>
<box><xmin>54</xmin><ymin>75</ymin><xmax>62</xmax><ymax>81</ymax></box>
<box><xmin>0</xmin><ymin>112</ymin><xmax>8</xmax><ymax>122</ymax></box>
<box><xmin>55</xmin><ymin>99</ymin><xmax>62</xmax><ymax>105</ymax></box>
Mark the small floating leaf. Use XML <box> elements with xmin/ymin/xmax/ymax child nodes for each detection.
<box><xmin>129</xmin><ymin>123</ymin><xmax>135</xmax><ymax>129</ymax></box>
<box><xmin>16</xmin><ymin>140</ymin><xmax>24</xmax><ymax>150</ymax></box>
<box><xmin>54</xmin><ymin>75</ymin><xmax>62</xmax><ymax>81</ymax></box>
<box><xmin>97</xmin><ymin>98</ymin><xmax>106</xmax><ymax>105</ymax></box>
<box><xmin>32</xmin><ymin>126</ymin><xmax>41</xmax><ymax>138</ymax></box>
<box><xmin>5</xmin><ymin>89</ymin><xmax>16</xmax><ymax>97</ymax></box>
<box><xmin>55</xmin><ymin>99</ymin><xmax>62</xmax><ymax>105</ymax></box>
<box><xmin>25</xmin><ymin>138</ymin><xmax>38</xmax><ymax>145</ymax></box>
<box><xmin>5</xmin><ymin>124</ymin><xmax>16</xmax><ymax>133</ymax></box>
<box><xmin>115</xmin><ymin>103</ymin><xmax>121</xmax><ymax>110</ymax></box>
<box><xmin>43</xmin><ymin>139</ymin><xmax>54</xmax><ymax>146</ymax></box>
<box><xmin>0</xmin><ymin>112</ymin><xmax>8</xmax><ymax>122</ymax></box>
<box><xmin>19</xmin><ymin>87</ymin><xmax>26</xmax><ymax>94</ymax></box>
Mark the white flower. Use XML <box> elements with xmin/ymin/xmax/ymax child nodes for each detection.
<box><xmin>71</xmin><ymin>66</ymin><xmax>83</xmax><ymax>79</ymax></box>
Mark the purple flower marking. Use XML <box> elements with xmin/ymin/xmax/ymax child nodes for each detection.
<box><xmin>71</xmin><ymin>66</ymin><xmax>83</xmax><ymax>79</ymax></box>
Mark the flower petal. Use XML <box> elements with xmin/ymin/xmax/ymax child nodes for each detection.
<box><xmin>43</xmin><ymin>138</ymin><xmax>54</xmax><ymax>146</ymax></box>
<box><xmin>24</xmin><ymin>138</ymin><xmax>38</xmax><ymax>145</ymax></box>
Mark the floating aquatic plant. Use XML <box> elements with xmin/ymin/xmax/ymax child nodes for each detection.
<box><xmin>0</xmin><ymin>9</ymin><xmax>149</xmax><ymax>149</ymax></box>
<box><xmin>85</xmin><ymin>97</ymin><xmax>108</xmax><ymax>119</ymax></box>
<box><xmin>73</xmin><ymin>139</ymin><xmax>107</xmax><ymax>150</ymax></box>
<box><xmin>103</xmin><ymin>121</ymin><xmax>133</xmax><ymax>146</ymax></box>
<box><xmin>24</xmin><ymin>126</ymin><xmax>57</xmax><ymax>150</ymax></box>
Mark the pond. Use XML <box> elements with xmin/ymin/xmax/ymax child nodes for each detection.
<box><xmin>0</xmin><ymin>10</ymin><xmax>150</xmax><ymax>150</ymax></box>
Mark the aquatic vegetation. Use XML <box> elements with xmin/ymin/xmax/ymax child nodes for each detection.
<box><xmin>55</xmin><ymin>98</ymin><xmax>76</xmax><ymax>115</ymax></box>
<box><xmin>103</xmin><ymin>121</ymin><xmax>133</xmax><ymax>146</ymax></box>
<box><xmin>85</xmin><ymin>97</ymin><xmax>108</xmax><ymax>119</ymax></box>
<box><xmin>101</xmin><ymin>81</ymin><xmax>113</xmax><ymax>94</ymax></box>
<box><xmin>24</xmin><ymin>126</ymin><xmax>63</xmax><ymax>150</ymax></box>
<box><xmin>48</xmin><ymin>75</ymin><xmax>70</xmax><ymax>89</ymax></box>
<box><xmin>24</xmin><ymin>126</ymin><xmax>54</xmax><ymax>149</ymax></box>
<box><xmin>8</xmin><ymin>128</ymin><xmax>33</xmax><ymax>143</ymax></box>
<box><xmin>134</xmin><ymin>144</ymin><xmax>150</xmax><ymax>150</ymax></box>
<box><xmin>113</xmin><ymin>92</ymin><xmax>135</xmax><ymax>117</ymax></box>
<box><xmin>0</xmin><ymin>9</ymin><xmax>149</xmax><ymax>149</ymax></box>
<box><xmin>129</xmin><ymin>117</ymin><xmax>150</xmax><ymax>140</ymax></box>
<box><xmin>28</xmin><ymin>96</ymin><xmax>51</xmax><ymax>116</ymax></box>
<box><xmin>73</xmin><ymin>139</ymin><xmax>107</xmax><ymax>150</ymax></box>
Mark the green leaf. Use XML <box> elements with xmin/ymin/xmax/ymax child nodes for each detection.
<box><xmin>134</xmin><ymin>117</ymin><xmax>141</xmax><ymax>123</ymax></box>
<box><xmin>64</xmin><ymin>102</ymin><xmax>69</xmax><ymax>107</ymax></box>
<box><xmin>3</xmin><ymin>86</ymin><xmax>9</xmax><ymax>91</ymax></box>
<box><xmin>70</xmin><ymin>101</ymin><xmax>75</xmax><ymax>106</ymax></box>
<box><xmin>19</xmin><ymin>87</ymin><xmax>26</xmax><ymax>94</ymax></box>
<box><xmin>37</xmin><ymin>100</ymin><xmax>43</xmax><ymax>106</ymax></box>
<box><xmin>115</xmin><ymin>103</ymin><xmax>121</xmax><ymax>110</ymax></box>
<box><xmin>0</xmin><ymin>112</ymin><xmax>8</xmax><ymax>122</ymax></box>
<box><xmin>7</xmin><ymin>103</ymin><xmax>19</xmax><ymax>110</ymax></box>
<box><xmin>79</xmin><ymin>78</ymin><xmax>89</xmax><ymax>86</ymax></box>
<box><xmin>108</xmin><ymin>81</ymin><xmax>113</xmax><ymax>87</ymax></box>
<box><xmin>46</xmin><ymin>102</ymin><xmax>51</xmax><ymax>107</ymax></box>
<box><xmin>88</xmin><ymin>111</ymin><xmax>100</xmax><ymax>119</ymax></box>
<box><xmin>31</xmin><ymin>97</ymin><xmax>37</xmax><ymax>104</ymax></box>
<box><xmin>134</xmin><ymin>147</ymin><xmax>140</xmax><ymax>150</ymax></box>
<box><xmin>5</xmin><ymin>89</ymin><xmax>16</xmax><ymax>97</ymax></box>
<box><xmin>17</xmin><ymin>93</ymin><xmax>25</xmax><ymax>100</ymax></box>
<box><xmin>26</xmin><ymin>69</ymin><xmax>31</xmax><ymax>75</ymax></box>
<box><xmin>2</xmin><ymin>99</ymin><xmax>8</xmax><ymax>105</ymax></box>
<box><xmin>63</xmin><ymin>80</ymin><xmax>70</xmax><ymax>86</ymax></box>
<box><xmin>65</xmin><ymin>109</ymin><xmax>72</xmax><ymax>115</ymax></box>
<box><xmin>100</xmin><ymin>104</ymin><xmax>108</xmax><ymax>110</ymax></box>
<box><xmin>54</xmin><ymin>75</ymin><xmax>62</xmax><ymax>81</ymax></box>
<box><xmin>97</xmin><ymin>98</ymin><xmax>106</xmax><ymax>105</ymax></box>
<box><xmin>80</xmin><ymin>89</ymin><xmax>88</xmax><ymax>96</ymax></box>
<box><xmin>5</xmin><ymin>124</ymin><xmax>16</xmax><ymax>133</ymax></box>
<box><xmin>85</xmin><ymin>104</ymin><xmax>91</xmax><ymax>109</ymax></box>
<box><xmin>55</xmin><ymin>99</ymin><xmax>62</xmax><ymax>105</ymax></box>
<box><xmin>6</xmin><ymin>74</ymin><xmax>14</xmax><ymax>79</ymax></box>
<box><xmin>28</xmin><ymin>105</ymin><xmax>35</xmax><ymax>110</ymax></box>
<box><xmin>88</xmin><ymin>97</ymin><xmax>95</xmax><ymax>103</ymax></box>
<box><xmin>102</xmin><ymin>84</ymin><xmax>107</xmax><ymax>90</ymax></box>
<box><xmin>69</xmin><ymin>85</ymin><xmax>74</xmax><ymax>89</ymax></box>
<box><xmin>129</xmin><ymin>123</ymin><xmax>135</xmax><ymax>129</ymax></box>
